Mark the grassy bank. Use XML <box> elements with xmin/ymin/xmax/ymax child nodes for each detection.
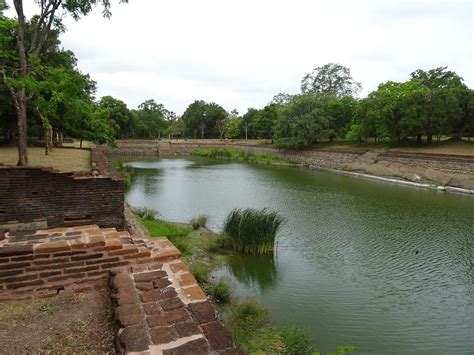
<box><xmin>134</xmin><ymin>210</ymin><xmax>321</xmax><ymax>354</ymax></box>
<box><xmin>191</xmin><ymin>147</ymin><xmax>289</xmax><ymax>165</ymax></box>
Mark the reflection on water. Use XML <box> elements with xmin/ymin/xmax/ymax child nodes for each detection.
<box><xmin>123</xmin><ymin>156</ymin><xmax>474</xmax><ymax>354</ymax></box>
<box><xmin>224</xmin><ymin>254</ymin><xmax>278</xmax><ymax>292</ymax></box>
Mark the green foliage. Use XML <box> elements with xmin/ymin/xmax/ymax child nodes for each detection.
<box><xmin>280</xmin><ymin>326</ymin><xmax>313</xmax><ymax>354</ymax></box>
<box><xmin>301</xmin><ymin>63</ymin><xmax>361</xmax><ymax>97</ymax></box>
<box><xmin>190</xmin><ymin>214</ymin><xmax>208</xmax><ymax>230</ymax></box>
<box><xmin>114</xmin><ymin>160</ymin><xmax>135</xmax><ymax>190</ymax></box>
<box><xmin>313</xmin><ymin>345</ymin><xmax>355</xmax><ymax>355</ymax></box>
<box><xmin>140</xmin><ymin>217</ymin><xmax>192</xmax><ymax>239</ymax></box>
<box><xmin>207</xmin><ymin>280</ymin><xmax>231</xmax><ymax>303</ymax></box>
<box><xmin>223</xmin><ymin>208</ymin><xmax>283</xmax><ymax>255</ymax></box>
<box><xmin>182</xmin><ymin>100</ymin><xmax>227</xmax><ymax>138</ymax></box>
<box><xmin>132</xmin><ymin>206</ymin><xmax>158</xmax><ymax>220</ymax></box>
<box><xmin>189</xmin><ymin>261</ymin><xmax>212</xmax><ymax>283</ymax></box>
<box><xmin>274</xmin><ymin>94</ymin><xmax>331</xmax><ymax>148</ymax></box>
<box><xmin>192</xmin><ymin>147</ymin><xmax>284</xmax><ymax>164</ymax></box>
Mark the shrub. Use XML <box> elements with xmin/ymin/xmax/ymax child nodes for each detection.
<box><xmin>208</xmin><ymin>280</ymin><xmax>231</xmax><ymax>303</ymax></box>
<box><xmin>190</xmin><ymin>214</ymin><xmax>208</xmax><ymax>230</ymax></box>
<box><xmin>223</xmin><ymin>208</ymin><xmax>284</xmax><ymax>255</ymax></box>
<box><xmin>279</xmin><ymin>326</ymin><xmax>313</xmax><ymax>354</ymax></box>
<box><xmin>189</xmin><ymin>261</ymin><xmax>212</xmax><ymax>284</ymax></box>
<box><xmin>133</xmin><ymin>207</ymin><xmax>159</xmax><ymax>220</ymax></box>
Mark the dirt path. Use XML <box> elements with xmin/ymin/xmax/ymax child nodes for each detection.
<box><xmin>0</xmin><ymin>289</ymin><xmax>116</xmax><ymax>353</ymax></box>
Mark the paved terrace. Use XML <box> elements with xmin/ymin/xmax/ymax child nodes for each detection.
<box><xmin>0</xmin><ymin>225</ymin><xmax>239</xmax><ymax>354</ymax></box>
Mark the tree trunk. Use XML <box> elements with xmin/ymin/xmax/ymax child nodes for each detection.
<box><xmin>80</xmin><ymin>138</ymin><xmax>83</xmax><ymax>149</ymax></box>
<box><xmin>13</xmin><ymin>0</ymin><xmax>28</xmax><ymax>166</ymax></box>
<box><xmin>245</xmin><ymin>122</ymin><xmax>248</xmax><ymax>140</ymax></box>
<box><xmin>427</xmin><ymin>134</ymin><xmax>433</xmax><ymax>143</ymax></box>
<box><xmin>416</xmin><ymin>134</ymin><xmax>422</xmax><ymax>143</ymax></box>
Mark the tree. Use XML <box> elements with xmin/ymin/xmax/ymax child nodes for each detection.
<box><xmin>271</xmin><ymin>93</ymin><xmax>293</xmax><ymax>105</ymax></box>
<box><xmin>301</xmin><ymin>63</ymin><xmax>361</xmax><ymax>98</ymax></box>
<box><xmin>182</xmin><ymin>100</ymin><xmax>227</xmax><ymax>139</ymax></box>
<box><xmin>251</xmin><ymin>104</ymin><xmax>279</xmax><ymax>139</ymax></box>
<box><xmin>98</xmin><ymin>96</ymin><xmax>131</xmax><ymax>138</ymax></box>
<box><xmin>6</xmin><ymin>0</ymin><xmax>127</xmax><ymax>166</ymax></box>
<box><xmin>242</xmin><ymin>108</ymin><xmax>258</xmax><ymax>140</ymax></box>
<box><xmin>274</xmin><ymin>94</ymin><xmax>330</xmax><ymax>149</ymax></box>
<box><xmin>136</xmin><ymin>99</ymin><xmax>167</xmax><ymax>139</ymax></box>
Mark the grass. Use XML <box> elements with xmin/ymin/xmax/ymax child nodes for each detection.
<box><xmin>223</xmin><ymin>208</ymin><xmax>284</xmax><ymax>255</ymax></box>
<box><xmin>114</xmin><ymin>160</ymin><xmax>135</xmax><ymax>189</ymax></box>
<box><xmin>207</xmin><ymin>280</ymin><xmax>231</xmax><ymax>303</ymax></box>
<box><xmin>0</xmin><ymin>147</ymin><xmax>91</xmax><ymax>172</ymax></box>
<box><xmin>192</xmin><ymin>147</ymin><xmax>287</xmax><ymax>164</ymax></box>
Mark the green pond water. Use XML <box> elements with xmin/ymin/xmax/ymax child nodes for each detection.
<box><xmin>123</xmin><ymin>156</ymin><xmax>474</xmax><ymax>354</ymax></box>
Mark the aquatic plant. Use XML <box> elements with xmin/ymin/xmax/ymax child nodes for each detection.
<box><xmin>133</xmin><ymin>207</ymin><xmax>159</xmax><ymax>220</ymax></box>
<box><xmin>207</xmin><ymin>280</ymin><xmax>231</xmax><ymax>303</ymax></box>
<box><xmin>190</xmin><ymin>214</ymin><xmax>208</xmax><ymax>230</ymax></box>
<box><xmin>223</xmin><ymin>208</ymin><xmax>283</xmax><ymax>255</ymax></box>
<box><xmin>192</xmin><ymin>147</ymin><xmax>284</xmax><ymax>164</ymax></box>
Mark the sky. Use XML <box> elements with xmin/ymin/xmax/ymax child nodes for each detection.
<box><xmin>7</xmin><ymin>0</ymin><xmax>474</xmax><ymax>115</ymax></box>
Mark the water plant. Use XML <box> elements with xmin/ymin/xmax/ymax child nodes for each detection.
<box><xmin>192</xmin><ymin>147</ymin><xmax>284</xmax><ymax>164</ymax></box>
<box><xmin>133</xmin><ymin>207</ymin><xmax>159</xmax><ymax>220</ymax></box>
<box><xmin>223</xmin><ymin>208</ymin><xmax>284</xmax><ymax>255</ymax></box>
<box><xmin>190</xmin><ymin>214</ymin><xmax>208</xmax><ymax>230</ymax></box>
<box><xmin>207</xmin><ymin>280</ymin><xmax>231</xmax><ymax>303</ymax></box>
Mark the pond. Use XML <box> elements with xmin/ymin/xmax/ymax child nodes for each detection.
<box><xmin>123</xmin><ymin>156</ymin><xmax>474</xmax><ymax>354</ymax></box>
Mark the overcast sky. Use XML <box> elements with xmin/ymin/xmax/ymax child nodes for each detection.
<box><xmin>8</xmin><ymin>0</ymin><xmax>474</xmax><ymax>115</ymax></box>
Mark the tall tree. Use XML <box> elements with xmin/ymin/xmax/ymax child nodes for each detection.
<box><xmin>7</xmin><ymin>0</ymin><xmax>127</xmax><ymax>166</ymax></box>
<box><xmin>301</xmin><ymin>63</ymin><xmax>361</xmax><ymax>98</ymax></box>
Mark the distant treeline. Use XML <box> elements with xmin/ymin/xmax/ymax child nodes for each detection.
<box><xmin>1</xmin><ymin>0</ymin><xmax>473</xmax><ymax>150</ymax></box>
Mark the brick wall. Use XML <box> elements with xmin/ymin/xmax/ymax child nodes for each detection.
<box><xmin>0</xmin><ymin>225</ymin><xmax>154</xmax><ymax>300</ymax></box>
<box><xmin>0</xmin><ymin>167</ymin><xmax>124</xmax><ymax>231</ymax></box>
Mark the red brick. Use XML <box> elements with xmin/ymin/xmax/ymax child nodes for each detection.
<box><xmin>116</xmin><ymin>304</ymin><xmax>144</xmax><ymax>327</ymax></box>
<box><xmin>33</xmin><ymin>258</ymin><xmax>69</xmax><ymax>265</ymax></box>
<box><xmin>149</xmin><ymin>326</ymin><xmax>177</xmax><ymax>345</ymax></box>
<box><xmin>40</xmin><ymin>271</ymin><xmax>62</xmax><ymax>278</ymax></box>
<box><xmin>35</xmin><ymin>241</ymin><xmax>70</xmax><ymax>253</ymax></box>
<box><xmin>109</xmin><ymin>248</ymin><xmax>138</xmax><ymax>256</ymax></box>
<box><xmin>86</xmin><ymin>257</ymin><xmax>120</xmax><ymax>265</ymax></box>
<box><xmin>162</xmin><ymin>338</ymin><xmax>209</xmax><ymax>355</ymax></box>
<box><xmin>159</xmin><ymin>297</ymin><xmax>184</xmax><ymax>311</ymax></box>
<box><xmin>0</xmin><ymin>244</ymin><xmax>33</xmax><ymax>257</ymax></box>
<box><xmin>201</xmin><ymin>321</ymin><xmax>233</xmax><ymax>350</ymax></box>
<box><xmin>71</xmin><ymin>253</ymin><xmax>103</xmax><ymax>261</ymax></box>
<box><xmin>0</xmin><ymin>274</ymin><xmax>38</xmax><ymax>284</ymax></box>
<box><xmin>64</xmin><ymin>265</ymin><xmax>99</xmax><ymax>274</ymax></box>
<box><xmin>141</xmin><ymin>288</ymin><xmax>177</xmax><ymax>303</ymax></box>
<box><xmin>0</xmin><ymin>262</ymin><xmax>30</xmax><ymax>270</ymax></box>
<box><xmin>174</xmin><ymin>320</ymin><xmax>201</xmax><ymax>337</ymax></box>
<box><xmin>118</xmin><ymin>325</ymin><xmax>149</xmax><ymax>353</ymax></box>
<box><xmin>0</xmin><ymin>269</ymin><xmax>23</xmax><ymax>278</ymax></box>
<box><xmin>115</xmin><ymin>287</ymin><xmax>138</xmax><ymax>305</ymax></box>
<box><xmin>101</xmin><ymin>261</ymin><xmax>128</xmax><ymax>269</ymax></box>
<box><xmin>134</xmin><ymin>270</ymin><xmax>167</xmax><ymax>282</ymax></box>
<box><xmin>146</xmin><ymin>308</ymin><xmax>189</xmax><ymax>327</ymax></box>
<box><xmin>188</xmin><ymin>301</ymin><xmax>215</xmax><ymax>324</ymax></box>
<box><xmin>6</xmin><ymin>279</ymin><xmax>44</xmax><ymax>289</ymax></box>
<box><xmin>135</xmin><ymin>282</ymin><xmax>154</xmax><ymax>292</ymax></box>
<box><xmin>143</xmin><ymin>302</ymin><xmax>161</xmax><ymax>315</ymax></box>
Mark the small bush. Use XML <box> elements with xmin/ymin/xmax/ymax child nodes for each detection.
<box><xmin>189</xmin><ymin>261</ymin><xmax>212</xmax><ymax>284</ymax></box>
<box><xmin>204</xmin><ymin>234</ymin><xmax>231</xmax><ymax>252</ymax></box>
<box><xmin>279</xmin><ymin>326</ymin><xmax>313</xmax><ymax>354</ymax></box>
<box><xmin>208</xmin><ymin>280</ymin><xmax>231</xmax><ymax>303</ymax></box>
<box><xmin>133</xmin><ymin>207</ymin><xmax>159</xmax><ymax>220</ymax></box>
<box><xmin>223</xmin><ymin>208</ymin><xmax>284</xmax><ymax>255</ymax></box>
<box><xmin>190</xmin><ymin>214</ymin><xmax>208</xmax><ymax>230</ymax></box>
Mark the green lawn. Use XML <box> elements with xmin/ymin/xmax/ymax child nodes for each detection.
<box><xmin>0</xmin><ymin>147</ymin><xmax>91</xmax><ymax>172</ymax></box>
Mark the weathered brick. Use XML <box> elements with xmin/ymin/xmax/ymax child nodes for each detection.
<box><xmin>135</xmin><ymin>281</ymin><xmax>154</xmax><ymax>292</ymax></box>
<box><xmin>71</xmin><ymin>253</ymin><xmax>103</xmax><ymax>261</ymax></box>
<box><xmin>33</xmin><ymin>254</ymin><xmax>49</xmax><ymax>259</ymax></box>
<box><xmin>146</xmin><ymin>308</ymin><xmax>189</xmax><ymax>327</ymax></box>
<box><xmin>169</xmin><ymin>261</ymin><xmax>188</xmax><ymax>273</ymax></box>
<box><xmin>6</xmin><ymin>279</ymin><xmax>44</xmax><ymax>289</ymax></box>
<box><xmin>0</xmin><ymin>274</ymin><xmax>38</xmax><ymax>284</ymax></box>
<box><xmin>86</xmin><ymin>257</ymin><xmax>120</xmax><ymax>265</ymax></box>
<box><xmin>26</xmin><ymin>261</ymin><xmax>84</xmax><ymax>272</ymax></box>
<box><xmin>115</xmin><ymin>287</ymin><xmax>138</xmax><ymax>305</ymax></box>
<box><xmin>124</xmin><ymin>250</ymin><xmax>152</xmax><ymax>259</ymax></box>
<box><xmin>33</xmin><ymin>257</ymin><xmax>69</xmax><ymax>265</ymax></box>
<box><xmin>134</xmin><ymin>270</ymin><xmax>167</xmax><ymax>282</ymax></box>
<box><xmin>141</xmin><ymin>288</ymin><xmax>177</xmax><ymax>303</ymax></box>
<box><xmin>201</xmin><ymin>321</ymin><xmax>233</xmax><ymax>350</ymax></box>
<box><xmin>86</xmin><ymin>235</ymin><xmax>106</xmax><ymax>248</ymax></box>
<box><xmin>0</xmin><ymin>244</ymin><xmax>33</xmax><ymax>257</ymax></box>
<box><xmin>49</xmin><ymin>273</ymin><xmax>85</xmax><ymax>282</ymax></box>
<box><xmin>35</xmin><ymin>241</ymin><xmax>70</xmax><ymax>253</ymax></box>
<box><xmin>159</xmin><ymin>297</ymin><xmax>184</xmax><ymax>311</ymax></box>
<box><xmin>115</xmin><ymin>304</ymin><xmax>144</xmax><ymax>327</ymax></box>
<box><xmin>0</xmin><ymin>269</ymin><xmax>23</xmax><ymax>278</ymax></box>
<box><xmin>0</xmin><ymin>262</ymin><xmax>30</xmax><ymax>270</ymax></box>
<box><xmin>101</xmin><ymin>261</ymin><xmax>128</xmax><ymax>269</ymax></box>
<box><xmin>87</xmin><ymin>270</ymin><xmax>109</xmax><ymax>277</ymax></box>
<box><xmin>109</xmin><ymin>248</ymin><xmax>138</xmax><ymax>256</ymax></box>
<box><xmin>149</xmin><ymin>326</ymin><xmax>178</xmax><ymax>345</ymax></box>
<box><xmin>163</xmin><ymin>338</ymin><xmax>209</xmax><ymax>355</ymax></box>
<box><xmin>39</xmin><ymin>271</ymin><xmax>62</xmax><ymax>278</ymax></box>
<box><xmin>54</xmin><ymin>250</ymin><xmax>87</xmax><ymax>257</ymax></box>
<box><xmin>64</xmin><ymin>265</ymin><xmax>99</xmax><ymax>274</ymax></box>
<box><xmin>0</xmin><ymin>258</ymin><xmax>9</xmax><ymax>264</ymax></box>
<box><xmin>118</xmin><ymin>324</ymin><xmax>149</xmax><ymax>353</ymax></box>
<box><xmin>143</xmin><ymin>302</ymin><xmax>161</xmax><ymax>315</ymax></box>
<box><xmin>188</xmin><ymin>301</ymin><xmax>215</xmax><ymax>324</ymax></box>
<box><xmin>11</xmin><ymin>255</ymin><xmax>34</xmax><ymax>262</ymax></box>
<box><xmin>178</xmin><ymin>273</ymin><xmax>197</xmax><ymax>287</ymax></box>
<box><xmin>93</xmin><ymin>240</ymin><xmax>123</xmax><ymax>252</ymax></box>
<box><xmin>173</xmin><ymin>320</ymin><xmax>201</xmax><ymax>337</ymax></box>
<box><xmin>112</xmin><ymin>273</ymin><xmax>134</xmax><ymax>289</ymax></box>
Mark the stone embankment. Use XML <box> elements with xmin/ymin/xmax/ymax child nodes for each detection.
<box><xmin>0</xmin><ymin>224</ymin><xmax>239</xmax><ymax>354</ymax></box>
<box><xmin>106</xmin><ymin>140</ymin><xmax>474</xmax><ymax>192</ymax></box>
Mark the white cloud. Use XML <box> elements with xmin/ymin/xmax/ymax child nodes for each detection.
<box><xmin>6</xmin><ymin>0</ymin><xmax>473</xmax><ymax>115</ymax></box>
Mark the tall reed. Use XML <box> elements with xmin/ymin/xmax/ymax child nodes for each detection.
<box><xmin>223</xmin><ymin>208</ymin><xmax>283</xmax><ymax>255</ymax></box>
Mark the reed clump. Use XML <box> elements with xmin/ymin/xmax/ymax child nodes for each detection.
<box><xmin>223</xmin><ymin>208</ymin><xmax>283</xmax><ymax>255</ymax></box>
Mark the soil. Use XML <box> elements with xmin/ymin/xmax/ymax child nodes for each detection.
<box><xmin>0</xmin><ymin>289</ymin><xmax>116</xmax><ymax>354</ymax></box>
